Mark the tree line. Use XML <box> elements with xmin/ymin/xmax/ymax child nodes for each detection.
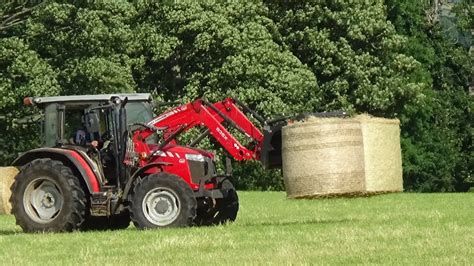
<box><xmin>0</xmin><ymin>0</ymin><xmax>471</xmax><ymax>192</ymax></box>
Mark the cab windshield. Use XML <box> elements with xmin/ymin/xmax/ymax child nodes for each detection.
<box><xmin>125</xmin><ymin>102</ymin><xmax>154</xmax><ymax>125</ymax></box>
<box><xmin>125</xmin><ymin>101</ymin><xmax>157</xmax><ymax>144</ymax></box>
<box><xmin>42</xmin><ymin>101</ymin><xmax>155</xmax><ymax>147</ymax></box>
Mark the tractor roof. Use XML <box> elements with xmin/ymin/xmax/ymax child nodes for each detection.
<box><xmin>31</xmin><ymin>93</ymin><xmax>152</xmax><ymax>107</ymax></box>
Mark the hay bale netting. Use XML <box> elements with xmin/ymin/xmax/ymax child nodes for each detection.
<box><xmin>282</xmin><ymin>119</ymin><xmax>366</xmax><ymax>198</ymax></box>
<box><xmin>0</xmin><ymin>167</ymin><xmax>18</xmax><ymax>214</ymax></box>
<box><xmin>281</xmin><ymin>115</ymin><xmax>403</xmax><ymax>198</ymax></box>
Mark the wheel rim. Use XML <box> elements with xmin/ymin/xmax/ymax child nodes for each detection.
<box><xmin>142</xmin><ymin>187</ymin><xmax>181</xmax><ymax>226</ymax></box>
<box><xmin>23</xmin><ymin>177</ymin><xmax>64</xmax><ymax>224</ymax></box>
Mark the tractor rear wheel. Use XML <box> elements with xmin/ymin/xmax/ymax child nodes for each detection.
<box><xmin>10</xmin><ymin>158</ymin><xmax>86</xmax><ymax>232</ymax></box>
<box><xmin>128</xmin><ymin>173</ymin><xmax>196</xmax><ymax>229</ymax></box>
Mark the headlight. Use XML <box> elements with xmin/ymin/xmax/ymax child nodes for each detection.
<box><xmin>185</xmin><ymin>154</ymin><xmax>205</xmax><ymax>162</ymax></box>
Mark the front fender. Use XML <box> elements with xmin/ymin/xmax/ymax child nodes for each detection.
<box><xmin>121</xmin><ymin>162</ymin><xmax>172</xmax><ymax>200</ymax></box>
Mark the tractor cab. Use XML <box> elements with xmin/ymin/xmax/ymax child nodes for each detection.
<box><xmin>22</xmin><ymin>93</ymin><xmax>155</xmax><ymax>187</ymax></box>
<box><xmin>24</xmin><ymin>94</ymin><xmax>154</xmax><ymax>148</ymax></box>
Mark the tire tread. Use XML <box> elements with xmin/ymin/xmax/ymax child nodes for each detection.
<box><xmin>127</xmin><ymin>173</ymin><xmax>196</xmax><ymax>229</ymax></box>
<box><xmin>10</xmin><ymin>158</ymin><xmax>86</xmax><ymax>232</ymax></box>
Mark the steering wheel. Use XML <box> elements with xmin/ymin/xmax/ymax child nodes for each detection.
<box><xmin>85</xmin><ymin>141</ymin><xmax>100</xmax><ymax>158</ymax></box>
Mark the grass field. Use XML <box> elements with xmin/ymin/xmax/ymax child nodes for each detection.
<box><xmin>0</xmin><ymin>192</ymin><xmax>473</xmax><ymax>264</ymax></box>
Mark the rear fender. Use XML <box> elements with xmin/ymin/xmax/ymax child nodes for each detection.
<box><xmin>12</xmin><ymin>148</ymin><xmax>100</xmax><ymax>193</ymax></box>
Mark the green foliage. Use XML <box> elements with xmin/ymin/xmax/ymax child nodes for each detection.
<box><xmin>452</xmin><ymin>0</ymin><xmax>473</xmax><ymax>33</ymax></box>
<box><xmin>0</xmin><ymin>37</ymin><xmax>59</xmax><ymax>108</ymax></box>
<box><xmin>0</xmin><ymin>1</ymin><xmax>39</xmax><ymax>34</ymax></box>
<box><xmin>232</xmin><ymin>161</ymin><xmax>283</xmax><ymax>191</ymax></box>
<box><xmin>0</xmin><ymin>36</ymin><xmax>60</xmax><ymax>163</ymax></box>
<box><xmin>0</xmin><ymin>0</ymin><xmax>471</xmax><ymax>191</ymax></box>
<box><xmin>266</xmin><ymin>0</ymin><xmax>423</xmax><ymax>116</ymax></box>
<box><xmin>134</xmin><ymin>1</ymin><xmax>319</xmax><ymax>116</ymax></box>
<box><xmin>387</xmin><ymin>0</ymin><xmax>472</xmax><ymax>192</ymax></box>
<box><xmin>61</xmin><ymin>56</ymin><xmax>136</xmax><ymax>94</ymax></box>
<box><xmin>24</xmin><ymin>1</ymin><xmax>138</xmax><ymax>95</ymax></box>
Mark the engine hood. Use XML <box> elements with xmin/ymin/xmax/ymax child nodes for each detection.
<box><xmin>148</xmin><ymin>144</ymin><xmax>215</xmax><ymax>160</ymax></box>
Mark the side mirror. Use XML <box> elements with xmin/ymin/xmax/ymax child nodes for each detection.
<box><xmin>83</xmin><ymin>111</ymin><xmax>100</xmax><ymax>133</ymax></box>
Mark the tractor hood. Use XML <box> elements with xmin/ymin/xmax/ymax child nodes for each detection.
<box><xmin>148</xmin><ymin>144</ymin><xmax>215</xmax><ymax>161</ymax></box>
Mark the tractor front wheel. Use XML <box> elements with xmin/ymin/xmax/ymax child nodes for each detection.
<box><xmin>128</xmin><ymin>173</ymin><xmax>196</xmax><ymax>229</ymax></box>
<box><xmin>10</xmin><ymin>159</ymin><xmax>86</xmax><ymax>232</ymax></box>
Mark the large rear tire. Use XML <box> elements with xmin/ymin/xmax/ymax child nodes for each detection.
<box><xmin>128</xmin><ymin>173</ymin><xmax>196</xmax><ymax>229</ymax></box>
<box><xmin>10</xmin><ymin>159</ymin><xmax>86</xmax><ymax>233</ymax></box>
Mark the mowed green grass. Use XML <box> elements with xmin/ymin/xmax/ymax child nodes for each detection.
<box><xmin>0</xmin><ymin>192</ymin><xmax>473</xmax><ymax>265</ymax></box>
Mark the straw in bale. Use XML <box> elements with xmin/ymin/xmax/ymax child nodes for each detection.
<box><xmin>282</xmin><ymin>115</ymin><xmax>402</xmax><ymax>198</ymax></box>
<box><xmin>0</xmin><ymin>167</ymin><xmax>18</xmax><ymax>214</ymax></box>
<box><xmin>282</xmin><ymin>118</ymin><xmax>366</xmax><ymax>198</ymax></box>
<box><xmin>357</xmin><ymin>115</ymin><xmax>403</xmax><ymax>193</ymax></box>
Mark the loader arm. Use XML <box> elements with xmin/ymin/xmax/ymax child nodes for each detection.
<box><xmin>134</xmin><ymin>98</ymin><xmax>265</xmax><ymax>161</ymax></box>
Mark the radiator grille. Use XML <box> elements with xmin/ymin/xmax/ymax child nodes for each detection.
<box><xmin>188</xmin><ymin>160</ymin><xmax>206</xmax><ymax>184</ymax></box>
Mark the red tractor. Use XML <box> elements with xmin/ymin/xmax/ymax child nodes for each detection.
<box><xmin>10</xmin><ymin>94</ymin><xmax>287</xmax><ymax>232</ymax></box>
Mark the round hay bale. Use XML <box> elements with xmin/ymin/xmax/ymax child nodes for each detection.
<box><xmin>356</xmin><ymin>115</ymin><xmax>403</xmax><ymax>193</ymax></box>
<box><xmin>0</xmin><ymin>167</ymin><xmax>18</xmax><ymax>214</ymax></box>
<box><xmin>282</xmin><ymin>118</ymin><xmax>366</xmax><ymax>198</ymax></box>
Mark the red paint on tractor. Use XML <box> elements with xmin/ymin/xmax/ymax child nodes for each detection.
<box><xmin>67</xmin><ymin>150</ymin><xmax>100</xmax><ymax>192</ymax></box>
<box><xmin>132</xmin><ymin>97</ymin><xmax>266</xmax><ymax>191</ymax></box>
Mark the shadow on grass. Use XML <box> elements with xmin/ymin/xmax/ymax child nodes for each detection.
<box><xmin>0</xmin><ymin>228</ymin><xmax>134</xmax><ymax>235</ymax></box>
<box><xmin>0</xmin><ymin>230</ymin><xmax>23</xmax><ymax>236</ymax></box>
<box><xmin>239</xmin><ymin>217</ymin><xmax>354</xmax><ymax>227</ymax></box>
<box><xmin>0</xmin><ymin>218</ymin><xmax>355</xmax><ymax>235</ymax></box>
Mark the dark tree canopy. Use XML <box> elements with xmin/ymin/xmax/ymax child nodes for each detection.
<box><xmin>0</xmin><ymin>0</ymin><xmax>471</xmax><ymax>191</ymax></box>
